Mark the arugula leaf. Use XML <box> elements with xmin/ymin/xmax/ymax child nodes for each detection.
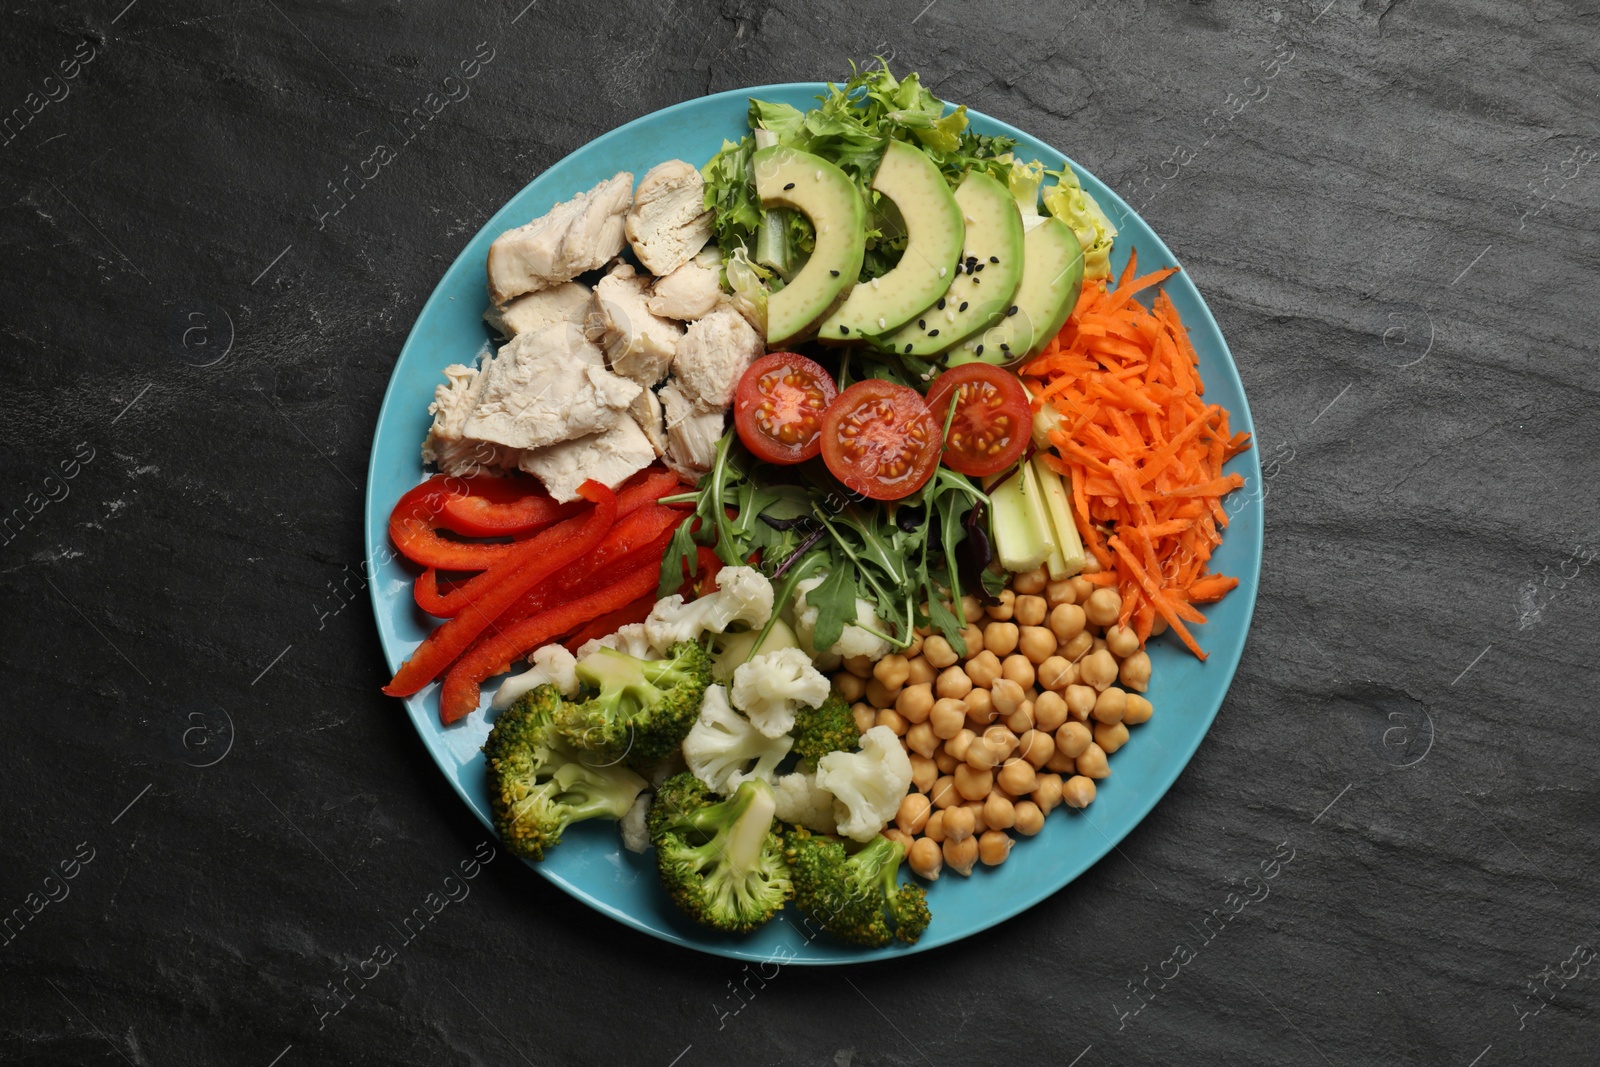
<box><xmin>806</xmin><ymin>564</ymin><xmax>859</xmax><ymax>654</ymax></box>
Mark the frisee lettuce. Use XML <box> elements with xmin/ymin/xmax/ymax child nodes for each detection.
<box><xmin>1043</xmin><ymin>164</ymin><xmax>1118</xmax><ymax>280</ymax></box>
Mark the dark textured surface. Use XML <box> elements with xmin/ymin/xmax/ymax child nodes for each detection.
<box><xmin>3</xmin><ymin>0</ymin><xmax>1598</xmax><ymax>1063</ymax></box>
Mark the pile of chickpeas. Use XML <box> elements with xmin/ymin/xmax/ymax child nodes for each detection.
<box><xmin>831</xmin><ymin>560</ymin><xmax>1157</xmax><ymax>881</ymax></box>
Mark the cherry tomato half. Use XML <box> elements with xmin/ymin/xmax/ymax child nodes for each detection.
<box><xmin>820</xmin><ymin>380</ymin><xmax>941</xmax><ymax>501</ymax></box>
<box><xmin>733</xmin><ymin>352</ymin><xmax>839</xmax><ymax>464</ymax></box>
<box><xmin>923</xmin><ymin>363</ymin><xmax>1032</xmax><ymax>477</ymax></box>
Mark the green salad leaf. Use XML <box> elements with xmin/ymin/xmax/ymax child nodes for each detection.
<box><xmin>1044</xmin><ymin>164</ymin><xmax>1118</xmax><ymax>280</ymax></box>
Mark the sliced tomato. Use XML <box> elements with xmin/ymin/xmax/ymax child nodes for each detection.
<box><xmin>733</xmin><ymin>352</ymin><xmax>838</xmax><ymax>464</ymax></box>
<box><xmin>820</xmin><ymin>380</ymin><xmax>940</xmax><ymax>501</ymax></box>
<box><xmin>924</xmin><ymin>363</ymin><xmax>1032</xmax><ymax>477</ymax></box>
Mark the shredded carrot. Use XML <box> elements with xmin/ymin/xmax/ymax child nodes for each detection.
<box><xmin>1022</xmin><ymin>255</ymin><xmax>1252</xmax><ymax>660</ymax></box>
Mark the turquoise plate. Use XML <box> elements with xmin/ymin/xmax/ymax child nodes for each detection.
<box><xmin>365</xmin><ymin>83</ymin><xmax>1263</xmax><ymax>964</ymax></box>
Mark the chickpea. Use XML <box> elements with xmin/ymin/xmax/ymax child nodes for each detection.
<box><xmin>984</xmin><ymin>621</ymin><xmax>1020</xmax><ymax>657</ymax></box>
<box><xmin>833</xmin><ymin>672</ymin><xmax>866</xmax><ymax>703</ymax></box>
<box><xmin>905</xmin><ymin>655</ymin><xmax>936</xmax><ymax>686</ymax></box>
<box><xmin>1059</xmin><ymin>631</ymin><xmax>1095</xmax><ymax>662</ymax></box>
<box><xmin>905</xmin><ymin>721</ymin><xmax>939</xmax><ymax>758</ymax></box>
<box><xmin>986</xmin><ymin>589</ymin><xmax>1016</xmax><ymax>621</ymax></box>
<box><xmin>922</xmin><ymin>635</ymin><xmax>959</xmax><ymax>669</ymax></box>
<box><xmin>1079</xmin><ymin>649</ymin><xmax>1119</xmax><ymax>691</ymax></box>
<box><xmin>1094</xmin><ymin>720</ymin><xmax>1130</xmax><ymax>754</ymax></box>
<box><xmin>1064</xmin><ymin>684</ymin><xmax>1098</xmax><ymax>721</ymax></box>
<box><xmin>865</xmin><ymin>677</ymin><xmax>901</xmax><ymax>708</ymax></box>
<box><xmin>934</xmin><ymin>748</ymin><xmax>959</xmax><ymax>774</ymax></box>
<box><xmin>1063</xmin><ymin>775</ymin><xmax>1097</xmax><ymax>809</ymax></box>
<box><xmin>894</xmin><ymin>682</ymin><xmax>933</xmax><ymax>724</ymax></box>
<box><xmin>943</xmin><ymin>803</ymin><xmax>976</xmax><ymax>841</ymax></box>
<box><xmin>990</xmin><ymin>678</ymin><xmax>1026</xmax><ymax>717</ymax></box>
<box><xmin>1075</xmin><ymin>742</ymin><xmax>1110</xmax><ymax>779</ymax></box>
<box><xmin>966</xmin><ymin>684</ymin><xmax>992</xmax><ymax>726</ymax></box>
<box><xmin>935</xmin><ymin>665</ymin><xmax>974</xmax><ymax>700</ymax></box>
<box><xmin>1151</xmin><ymin>614</ymin><xmax>1169</xmax><ymax>637</ymax></box>
<box><xmin>1055</xmin><ymin>720</ymin><xmax>1092</xmax><ymax>759</ymax></box>
<box><xmin>967</xmin><ymin>799</ymin><xmax>989</xmax><ymax>834</ymax></box>
<box><xmin>965</xmin><ymin>650</ymin><xmax>1002</xmax><ymax>689</ymax></box>
<box><xmin>944</xmin><ymin>728</ymin><xmax>976</xmax><ymax>763</ymax></box>
<box><xmin>873</xmin><ymin>654</ymin><xmax>910</xmax><ymax>689</ymax></box>
<box><xmin>1120</xmin><ymin>650</ymin><xmax>1152</xmax><ymax>693</ymax></box>
<box><xmin>958</xmin><ymin>762</ymin><xmax>997</xmax><ymax>802</ymax></box>
<box><xmin>1068</xmin><ymin>576</ymin><xmax>1095</xmax><ymax>606</ymax></box>
<box><xmin>997</xmin><ymin>759</ymin><xmax>1038</xmax><ymax>797</ymax></box>
<box><xmin>1001</xmin><ymin>653</ymin><xmax>1036</xmax><ymax>690</ymax></box>
<box><xmin>909</xmin><ymin>752</ymin><xmax>938</xmax><ymax>792</ymax></box>
<box><xmin>928</xmin><ymin>697</ymin><xmax>966</xmax><ymax>739</ymax></box>
<box><xmin>966</xmin><ymin>735</ymin><xmax>1001</xmax><ymax>771</ymax></box>
<box><xmin>1017</xmin><ymin>728</ymin><xmax>1055</xmax><ymax>769</ymax></box>
<box><xmin>943</xmin><ymin>835</ymin><xmax>979</xmax><ymax>876</ymax></box>
<box><xmin>1045</xmin><ymin>578</ymin><xmax>1077</xmax><ymax>606</ymax></box>
<box><xmin>1018</xmin><ymin>626</ymin><xmax>1056</xmax><ymax>665</ymax></box>
<box><xmin>1014</xmin><ymin>594</ymin><xmax>1048</xmax><ymax>627</ymax></box>
<box><xmin>959</xmin><ymin>624</ymin><xmax>985</xmax><ymax>658</ymax></box>
<box><xmin>1032</xmin><ymin>772</ymin><xmax>1064</xmax><ymax>815</ymax></box>
<box><xmin>908</xmin><ymin>836</ymin><xmax>943</xmax><ymax>879</ymax></box>
<box><xmin>924</xmin><ymin>809</ymin><xmax>947</xmax><ymax>844</ymax></box>
<box><xmin>1045</xmin><ymin>749</ymin><xmax>1077</xmax><ymax>774</ymax></box>
<box><xmin>1004</xmin><ymin>703</ymin><xmax>1036</xmax><ymax>736</ymax></box>
<box><xmin>1105</xmin><ymin>623</ymin><xmax>1141</xmax><ymax>659</ymax></box>
<box><xmin>978</xmin><ymin>829</ymin><xmax>1014</xmax><ymax>866</ymax></box>
<box><xmin>902</xmin><ymin>633</ymin><xmax>924</xmax><ymax>659</ymax></box>
<box><xmin>1123</xmin><ymin>694</ymin><xmax>1154</xmax><ymax>725</ymax></box>
<box><xmin>1036</xmin><ymin>656</ymin><xmax>1074</xmax><ymax>691</ymax></box>
<box><xmin>983</xmin><ymin>792</ymin><xmax>1016</xmax><ymax>830</ymax></box>
<box><xmin>852</xmin><ymin>702</ymin><xmax>877</xmax><ymax>733</ymax></box>
<box><xmin>897</xmin><ymin>792</ymin><xmax>932</xmax><ymax>834</ymax></box>
<box><xmin>1034</xmin><ymin>690</ymin><xmax>1070</xmax><ymax>733</ymax></box>
<box><xmin>960</xmin><ymin>594</ymin><xmax>984</xmax><ymax>624</ymax></box>
<box><xmin>1012</xmin><ymin>566</ymin><xmax>1048</xmax><ymax>595</ymax></box>
<box><xmin>1091</xmin><ymin>687</ymin><xmax>1127</xmax><ymax>725</ymax></box>
<box><xmin>930</xmin><ymin>775</ymin><xmax>960</xmax><ymax>808</ymax></box>
<box><xmin>1085</xmin><ymin>588</ymin><xmax>1122</xmax><ymax>629</ymax></box>
<box><xmin>1091</xmin><ymin>637</ymin><xmax>1108</xmax><ymax>655</ymax></box>
<box><xmin>984</xmin><ymin>725</ymin><xmax>1020</xmax><ymax>760</ymax></box>
<box><xmin>882</xmin><ymin>827</ymin><xmax>913</xmax><ymax>851</ymax></box>
<box><xmin>843</xmin><ymin>654</ymin><xmax>875</xmax><ymax>678</ymax></box>
<box><xmin>1013</xmin><ymin>800</ymin><xmax>1045</xmax><ymax>836</ymax></box>
<box><xmin>874</xmin><ymin>708</ymin><xmax>908</xmax><ymax>736</ymax></box>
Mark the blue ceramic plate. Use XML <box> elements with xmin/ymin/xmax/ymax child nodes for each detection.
<box><xmin>366</xmin><ymin>83</ymin><xmax>1262</xmax><ymax>964</ymax></box>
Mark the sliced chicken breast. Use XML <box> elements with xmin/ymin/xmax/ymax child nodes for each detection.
<box><xmin>659</xmin><ymin>378</ymin><xmax>726</xmax><ymax>479</ymax></box>
<box><xmin>519</xmin><ymin>417</ymin><xmax>658</xmax><ymax>503</ymax></box>
<box><xmin>647</xmin><ymin>249</ymin><xmax>724</xmax><ymax>321</ymax></box>
<box><xmin>483</xmin><ymin>281</ymin><xmax>593</xmax><ymax>339</ymax></box>
<box><xmin>671</xmin><ymin>306</ymin><xmax>764</xmax><ymax>410</ymax></box>
<box><xmin>591</xmin><ymin>263</ymin><xmax>683</xmax><ymax>387</ymax></box>
<box><xmin>629</xmin><ymin>386</ymin><xmax>668</xmax><ymax>457</ymax></box>
<box><xmin>422</xmin><ymin>362</ymin><xmax>523</xmax><ymax>475</ymax></box>
<box><xmin>487</xmin><ymin>172</ymin><xmax>633</xmax><ymax>306</ymax></box>
<box><xmin>463</xmin><ymin>323</ymin><xmax>640</xmax><ymax>452</ymax></box>
<box><xmin>625</xmin><ymin>160</ymin><xmax>714</xmax><ymax>276</ymax></box>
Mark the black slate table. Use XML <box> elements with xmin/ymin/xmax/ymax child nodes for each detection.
<box><xmin>4</xmin><ymin>1</ymin><xmax>1597</xmax><ymax>1064</ymax></box>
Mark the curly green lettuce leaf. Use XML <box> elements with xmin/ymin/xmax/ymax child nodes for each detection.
<box><xmin>1043</xmin><ymin>165</ymin><xmax>1117</xmax><ymax>280</ymax></box>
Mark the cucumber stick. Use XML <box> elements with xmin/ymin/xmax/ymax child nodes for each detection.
<box><xmin>991</xmin><ymin>461</ymin><xmax>1054</xmax><ymax>573</ymax></box>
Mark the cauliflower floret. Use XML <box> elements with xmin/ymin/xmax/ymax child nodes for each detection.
<box><xmin>767</xmin><ymin>770</ymin><xmax>837</xmax><ymax>834</ymax></box>
<box><xmin>815</xmin><ymin>726</ymin><xmax>914</xmax><ymax>843</ymax></box>
<box><xmin>620</xmin><ymin>790</ymin><xmax>652</xmax><ymax>854</ymax></box>
<box><xmin>490</xmin><ymin>644</ymin><xmax>579</xmax><ymax>709</ymax></box>
<box><xmin>681</xmin><ymin>684</ymin><xmax>793</xmax><ymax>794</ymax></box>
<box><xmin>793</xmin><ymin>575</ymin><xmax>893</xmax><ymax>670</ymax></box>
<box><xmin>730</xmin><ymin>647</ymin><xmax>830</xmax><ymax>739</ymax></box>
<box><xmin>643</xmin><ymin>566</ymin><xmax>774</xmax><ymax>653</ymax></box>
<box><xmin>576</xmin><ymin>622</ymin><xmax>656</xmax><ymax>661</ymax></box>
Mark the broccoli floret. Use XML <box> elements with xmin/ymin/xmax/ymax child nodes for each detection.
<box><xmin>482</xmin><ymin>685</ymin><xmax>647</xmax><ymax>862</ymax></box>
<box><xmin>651</xmin><ymin>774</ymin><xmax>792</xmax><ymax>933</ymax></box>
<box><xmin>785</xmin><ymin>828</ymin><xmax>931</xmax><ymax>947</ymax></box>
<box><xmin>556</xmin><ymin>642</ymin><xmax>712</xmax><ymax>764</ymax></box>
<box><xmin>790</xmin><ymin>690</ymin><xmax>859</xmax><ymax>764</ymax></box>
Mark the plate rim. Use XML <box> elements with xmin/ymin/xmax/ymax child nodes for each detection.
<box><xmin>365</xmin><ymin>80</ymin><xmax>1263</xmax><ymax>965</ymax></box>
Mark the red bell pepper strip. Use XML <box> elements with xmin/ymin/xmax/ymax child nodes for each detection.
<box><xmin>383</xmin><ymin>481</ymin><xmax>616</xmax><ymax>697</ymax></box>
<box><xmin>560</xmin><ymin>592</ymin><xmax>659</xmax><ymax>654</ymax></box>
<box><xmin>438</xmin><ymin>467</ymin><xmax>680</xmax><ymax>537</ymax></box>
<box><xmin>437</xmin><ymin>559</ymin><xmax>661</xmax><ymax>724</ymax></box>
<box><xmin>680</xmin><ymin>546</ymin><xmax>724</xmax><ymax>599</ymax></box>
<box><xmin>389</xmin><ymin>476</ymin><xmax>522</xmax><ymax>571</ymax></box>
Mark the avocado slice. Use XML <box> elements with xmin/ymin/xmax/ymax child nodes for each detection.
<box><xmin>752</xmin><ymin>145</ymin><xmax>866</xmax><ymax>346</ymax></box>
<box><xmin>875</xmin><ymin>171</ymin><xmax>1024</xmax><ymax>358</ymax></box>
<box><xmin>945</xmin><ymin>215</ymin><xmax>1083</xmax><ymax>368</ymax></box>
<box><xmin>818</xmin><ymin>140</ymin><xmax>964</xmax><ymax>340</ymax></box>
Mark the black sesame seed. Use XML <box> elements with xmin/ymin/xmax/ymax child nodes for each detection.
<box><xmin>784</xmin><ymin>182</ymin><xmax>795</xmax><ymax>190</ymax></box>
<box><xmin>1000</xmin><ymin>343</ymin><xmax>1010</xmax><ymax>351</ymax></box>
<box><xmin>929</xmin><ymin>329</ymin><xmax>940</xmax><ymax>337</ymax></box>
<box><xmin>904</xmin><ymin>343</ymin><xmax>913</xmax><ymax>354</ymax></box>
<box><xmin>959</xmin><ymin>301</ymin><xmax>969</xmax><ymax>312</ymax></box>
<box><xmin>830</xmin><ymin>269</ymin><xmax>840</xmax><ymax>276</ymax></box>
<box><xmin>975</xmin><ymin>263</ymin><xmax>985</xmax><ymax>272</ymax></box>
<box><xmin>989</xmin><ymin>255</ymin><xmax>999</xmax><ymax>263</ymax></box>
<box><xmin>973</xmin><ymin>277</ymin><xmax>981</xmax><ymax>284</ymax></box>
<box><xmin>840</xmin><ymin>325</ymin><xmax>850</xmax><ymax>334</ymax></box>
<box><xmin>975</xmin><ymin>345</ymin><xmax>985</xmax><ymax>355</ymax></box>
<box><xmin>919</xmin><ymin>319</ymin><xmax>926</xmax><ymax>330</ymax></box>
<box><xmin>1006</xmin><ymin>305</ymin><xmax>1019</xmax><ymax>316</ymax></box>
<box><xmin>937</xmin><ymin>298</ymin><xmax>946</xmax><ymax>310</ymax></box>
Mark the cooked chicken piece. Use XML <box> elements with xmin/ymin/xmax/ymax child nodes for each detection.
<box><xmin>483</xmin><ymin>281</ymin><xmax>592</xmax><ymax>339</ymax></box>
<box><xmin>519</xmin><ymin>417</ymin><xmax>657</xmax><ymax>503</ymax></box>
<box><xmin>591</xmin><ymin>263</ymin><xmax>684</xmax><ymax>387</ymax></box>
<box><xmin>463</xmin><ymin>323</ymin><xmax>640</xmax><ymax>453</ymax></box>
<box><xmin>659</xmin><ymin>379</ymin><xmax>726</xmax><ymax>479</ymax></box>
<box><xmin>625</xmin><ymin>160</ymin><xmax>714</xmax><ymax>276</ymax></box>
<box><xmin>629</xmin><ymin>386</ymin><xmax>668</xmax><ymax>457</ymax></box>
<box><xmin>671</xmin><ymin>307</ymin><xmax>764</xmax><ymax>409</ymax></box>
<box><xmin>487</xmin><ymin>172</ymin><xmax>634</xmax><ymax>306</ymax></box>
<box><xmin>647</xmin><ymin>249</ymin><xmax>724</xmax><ymax>321</ymax></box>
<box><xmin>421</xmin><ymin>362</ymin><xmax>523</xmax><ymax>475</ymax></box>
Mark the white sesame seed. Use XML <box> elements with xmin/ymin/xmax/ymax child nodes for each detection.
<box><xmin>878</xmin><ymin>317</ymin><xmax>886</xmax><ymax>328</ymax></box>
<box><xmin>939</xmin><ymin>267</ymin><xmax>947</xmax><ymax>277</ymax></box>
<box><xmin>814</xmin><ymin>170</ymin><xmax>822</xmax><ymax>181</ymax></box>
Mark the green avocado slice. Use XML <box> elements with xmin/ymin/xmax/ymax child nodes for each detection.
<box><xmin>945</xmin><ymin>215</ymin><xmax>1083</xmax><ymax>368</ymax></box>
<box><xmin>818</xmin><ymin>140</ymin><xmax>964</xmax><ymax>340</ymax></box>
<box><xmin>751</xmin><ymin>145</ymin><xmax>866</xmax><ymax>346</ymax></box>
<box><xmin>876</xmin><ymin>171</ymin><xmax>1024</xmax><ymax>358</ymax></box>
